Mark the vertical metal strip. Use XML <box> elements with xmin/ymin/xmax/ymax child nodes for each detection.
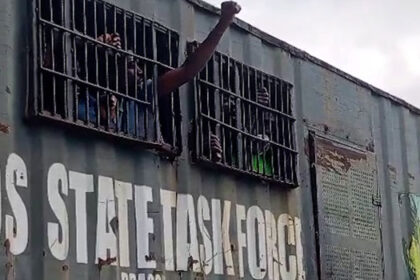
<box><xmin>49</xmin><ymin>0</ymin><xmax>53</xmax><ymax>21</ymax></box>
<box><xmin>219</xmin><ymin>55</ymin><xmax>226</xmax><ymax>165</ymax></box>
<box><xmin>239</xmin><ymin>63</ymin><xmax>245</xmax><ymax>170</ymax></box>
<box><xmin>226</xmin><ymin>56</ymin><xmax>232</xmax><ymax>166</ymax></box>
<box><xmin>62</xmin><ymin>28</ymin><xmax>68</xmax><ymax>118</ymax></box>
<box><xmin>275</xmin><ymin>79</ymin><xmax>282</xmax><ymax>180</ymax></box>
<box><xmin>82</xmin><ymin>0</ymin><xmax>86</xmax><ymax>34</ymax></box>
<box><xmin>38</xmin><ymin>25</ymin><xmax>44</xmax><ymax>112</ymax></box>
<box><xmin>113</xmin><ymin>6</ymin><xmax>118</xmax><ymax>94</ymax></box>
<box><xmin>169</xmin><ymin>31</ymin><xmax>176</xmax><ymax>147</ymax></box>
<box><xmin>246</xmin><ymin>66</ymin><xmax>252</xmax><ymax>171</ymax></box>
<box><xmin>268</xmin><ymin>78</ymin><xmax>275</xmax><ymax>178</ymax></box>
<box><xmin>51</xmin><ymin>27</ymin><xmax>57</xmax><ymax>115</ymax></box>
<box><xmin>152</xmin><ymin>23</ymin><xmax>161</xmax><ymax>142</ymax></box>
<box><xmin>36</xmin><ymin>0</ymin><xmax>42</xmax><ymax>113</ymax></box>
<box><xmin>123</xmin><ymin>11</ymin><xmax>127</xmax><ymax>50</ymax></box>
<box><xmin>143</xmin><ymin>20</ymin><xmax>149</xmax><ymax>140</ymax></box>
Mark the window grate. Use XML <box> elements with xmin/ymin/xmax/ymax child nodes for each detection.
<box><xmin>32</xmin><ymin>0</ymin><xmax>182</xmax><ymax>154</ymax></box>
<box><xmin>192</xmin><ymin>50</ymin><xmax>298</xmax><ymax>186</ymax></box>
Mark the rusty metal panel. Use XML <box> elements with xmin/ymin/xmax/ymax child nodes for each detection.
<box><xmin>312</xmin><ymin>136</ymin><xmax>382</xmax><ymax>279</ymax></box>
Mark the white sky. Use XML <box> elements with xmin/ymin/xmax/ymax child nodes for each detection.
<box><xmin>206</xmin><ymin>0</ymin><xmax>420</xmax><ymax>107</ymax></box>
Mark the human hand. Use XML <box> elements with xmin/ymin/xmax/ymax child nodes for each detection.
<box><xmin>221</xmin><ymin>1</ymin><xmax>241</xmax><ymax>23</ymax></box>
<box><xmin>210</xmin><ymin>134</ymin><xmax>223</xmax><ymax>162</ymax></box>
<box><xmin>97</xmin><ymin>33</ymin><xmax>122</xmax><ymax>49</ymax></box>
<box><xmin>257</xmin><ymin>87</ymin><xmax>270</xmax><ymax>106</ymax></box>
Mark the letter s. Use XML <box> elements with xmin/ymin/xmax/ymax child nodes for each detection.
<box><xmin>5</xmin><ymin>153</ymin><xmax>29</xmax><ymax>255</ymax></box>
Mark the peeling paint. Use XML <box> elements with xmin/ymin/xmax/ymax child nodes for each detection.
<box><xmin>316</xmin><ymin>138</ymin><xmax>367</xmax><ymax>173</ymax></box>
<box><xmin>97</xmin><ymin>257</ymin><xmax>117</xmax><ymax>270</ymax></box>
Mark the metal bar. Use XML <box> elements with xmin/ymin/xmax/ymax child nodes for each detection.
<box><xmin>82</xmin><ymin>0</ymin><xmax>86</xmax><ymax>34</ymax></box>
<box><xmin>40</xmin><ymin>66</ymin><xmax>151</xmax><ymax>105</ymax></box>
<box><xmin>106</xmin><ymin>91</ymin><xmax>110</xmax><ymax>129</ymax></box>
<box><xmin>246</xmin><ymin>66</ymin><xmax>252</xmax><ymax>171</ymax></box>
<box><xmin>152</xmin><ymin>23</ymin><xmax>161</xmax><ymax>142</ymax></box>
<box><xmin>143</xmin><ymin>57</ymin><xmax>148</xmax><ymax>140</ymax></box>
<box><xmin>62</xmin><ymin>29</ymin><xmax>68</xmax><ymax>118</ymax></box>
<box><xmin>51</xmin><ymin>28</ymin><xmax>57</xmax><ymax>115</ymax></box>
<box><xmin>84</xmin><ymin>85</ymin><xmax>89</xmax><ymax>123</ymax></box>
<box><xmin>227</xmin><ymin>57</ymin><xmax>234</xmax><ymax>166</ymax></box>
<box><xmin>201</xmin><ymin>114</ymin><xmax>297</xmax><ymax>154</ymax></box>
<box><xmin>197</xmin><ymin>78</ymin><xmax>295</xmax><ymax>120</ymax></box>
<box><xmin>241</xmin><ymin>65</ymin><xmax>248</xmax><ymax>171</ymax></box>
<box><xmin>142</xmin><ymin>20</ymin><xmax>149</xmax><ymax>140</ymax></box>
<box><xmin>142</xmin><ymin>19</ymin><xmax>146</xmax><ymax>57</ymax></box>
<box><xmin>102</xmin><ymin>4</ymin><xmax>109</xmax><ymax>90</ymax></box>
<box><xmin>213</xmin><ymin>54</ymin><xmax>221</xmax><ymax>160</ymax></box>
<box><xmin>204</xmin><ymin>60</ymin><xmax>211</xmax><ymax>160</ymax></box>
<box><xmin>169</xmin><ymin>31</ymin><xmax>176</xmax><ymax>147</ymax></box>
<box><xmin>48</xmin><ymin>0</ymin><xmax>53</xmax><ymax>21</ymax></box>
<box><xmin>133</xmin><ymin>16</ymin><xmax>137</xmax><ymax>54</ymax></box>
<box><xmin>61</xmin><ymin>0</ymin><xmax>65</xmax><ymax>26</ymax></box>
<box><xmin>275</xmin><ymin>79</ymin><xmax>282</xmax><ymax>179</ymax></box>
<box><xmin>253</xmin><ymin>69</ymin><xmax>259</xmax><ymax>173</ymax></box>
<box><xmin>268</xmin><ymin>78</ymin><xmax>275</xmax><ymax>178</ymax></box>
<box><xmin>40</xmin><ymin>18</ymin><xmax>175</xmax><ymax>69</ymax></box>
<box><xmin>196</xmin><ymin>68</ymin><xmax>202</xmax><ymax>157</ymax></box>
<box><xmin>71</xmin><ymin>30</ymin><xmax>78</xmax><ymax>120</ymax></box>
<box><xmin>39</xmin><ymin>24</ymin><xmax>45</xmax><ymax>112</ymax></box>
<box><xmin>113</xmin><ymin>6</ymin><xmax>119</xmax><ymax>93</ymax></box>
<box><xmin>123</xmin><ymin>11</ymin><xmax>128</xmax><ymax>50</ymax></box>
<box><xmin>237</xmin><ymin>63</ymin><xmax>247</xmax><ymax>170</ymax></box>
<box><xmin>219</xmin><ymin>55</ymin><xmax>226</xmax><ymax>164</ymax></box>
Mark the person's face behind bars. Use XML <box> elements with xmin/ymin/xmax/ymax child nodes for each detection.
<box><xmin>127</xmin><ymin>59</ymin><xmax>144</xmax><ymax>95</ymax></box>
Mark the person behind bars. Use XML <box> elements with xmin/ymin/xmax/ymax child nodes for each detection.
<box><xmin>210</xmin><ymin>87</ymin><xmax>274</xmax><ymax>175</ymax></box>
<box><xmin>80</xmin><ymin>1</ymin><xmax>241</xmax><ymax>148</ymax></box>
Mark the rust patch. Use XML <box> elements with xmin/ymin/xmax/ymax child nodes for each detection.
<box><xmin>4</xmin><ymin>239</ymin><xmax>10</xmax><ymax>255</ymax></box>
<box><xmin>187</xmin><ymin>256</ymin><xmax>199</xmax><ymax>271</ymax></box>
<box><xmin>145</xmin><ymin>253</ymin><xmax>156</xmax><ymax>262</ymax></box>
<box><xmin>366</xmin><ymin>140</ymin><xmax>375</xmax><ymax>152</ymax></box>
<box><xmin>388</xmin><ymin>164</ymin><xmax>397</xmax><ymax>173</ymax></box>
<box><xmin>408</xmin><ymin>172</ymin><xmax>415</xmax><ymax>180</ymax></box>
<box><xmin>0</xmin><ymin>122</ymin><xmax>10</xmax><ymax>134</ymax></box>
<box><xmin>316</xmin><ymin>138</ymin><xmax>366</xmax><ymax>173</ymax></box>
<box><xmin>388</xmin><ymin>164</ymin><xmax>396</xmax><ymax>173</ymax></box>
<box><xmin>4</xmin><ymin>239</ymin><xmax>14</xmax><ymax>280</ymax></box>
<box><xmin>97</xmin><ymin>257</ymin><xmax>117</xmax><ymax>270</ymax></box>
<box><xmin>387</xmin><ymin>164</ymin><xmax>398</xmax><ymax>186</ymax></box>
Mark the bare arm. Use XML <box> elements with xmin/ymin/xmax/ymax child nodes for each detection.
<box><xmin>157</xmin><ymin>1</ymin><xmax>241</xmax><ymax>97</ymax></box>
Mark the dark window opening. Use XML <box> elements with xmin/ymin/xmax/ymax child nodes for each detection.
<box><xmin>192</xmin><ymin>51</ymin><xmax>298</xmax><ymax>186</ymax></box>
<box><xmin>34</xmin><ymin>0</ymin><xmax>182</xmax><ymax>154</ymax></box>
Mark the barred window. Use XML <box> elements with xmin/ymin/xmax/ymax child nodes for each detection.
<box><xmin>192</xmin><ymin>51</ymin><xmax>298</xmax><ymax>186</ymax></box>
<box><xmin>34</xmin><ymin>0</ymin><xmax>182</xmax><ymax>154</ymax></box>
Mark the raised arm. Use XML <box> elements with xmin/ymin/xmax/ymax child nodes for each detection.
<box><xmin>157</xmin><ymin>1</ymin><xmax>241</xmax><ymax>97</ymax></box>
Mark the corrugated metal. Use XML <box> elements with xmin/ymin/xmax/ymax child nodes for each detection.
<box><xmin>0</xmin><ymin>0</ymin><xmax>418</xmax><ymax>279</ymax></box>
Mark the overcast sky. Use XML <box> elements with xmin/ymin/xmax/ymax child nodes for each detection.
<box><xmin>206</xmin><ymin>0</ymin><xmax>420</xmax><ymax>107</ymax></box>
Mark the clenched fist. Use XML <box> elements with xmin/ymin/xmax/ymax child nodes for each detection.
<box><xmin>221</xmin><ymin>1</ymin><xmax>241</xmax><ymax>23</ymax></box>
